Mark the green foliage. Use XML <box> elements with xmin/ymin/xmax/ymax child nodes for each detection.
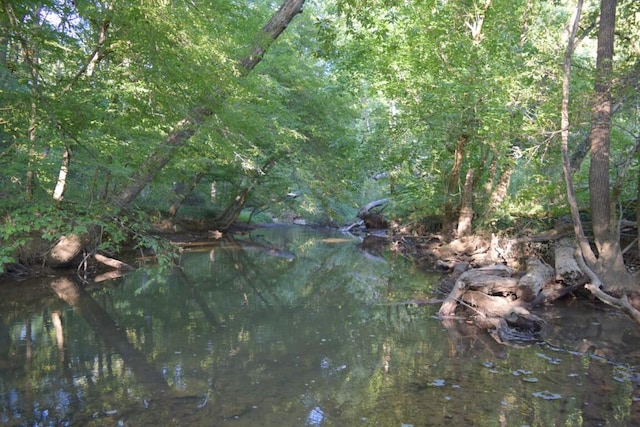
<box><xmin>0</xmin><ymin>202</ymin><xmax>178</xmax><ymax>273</ymax></box>
<box><xmin>311</xmin><ymin>0</ymin><xmax>640</xmax><ymax>228</ymax></box>
<box><xmin>1</xmin><ymin>0</ymin><xmax>640</xmax><ymax>264</ymax></box>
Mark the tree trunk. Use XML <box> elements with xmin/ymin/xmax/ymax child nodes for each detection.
<box><xmin>110</xmin><ymin>107</ymin><xmax>213</xmax><ymax>209</ymax></box>
<box><xmin>168</xmin><ymin>172</ymin><xmax>204</xmax><ymax>217</ymax></box>
<box><xmin>516</xmin><ymin>257</ymin><xmax>554</xmax><ymax>302</ymax></box>
<box><xmin>560</xmin><ymin>0</ymin><xmax>595</xmax><ymax>266</ymax></box>
<box><xmin>45</xmin><ymin>0</ymin><xmax>305</xmax><ymax>266</ymax></box>
<box><xmin>214</xmin><ymin>159</ymin><xmax>276</xmax><ymax>230</ymax></box>
<box><xmin>584</xmin><ymin>0</ymin><xmax>638</xmax><ymax>292</ymax></box>
<box><xmin>216</xmin><ymin>187</ymin><xmax>250</xmax><ymax>231</ymax></box>
<box><xmin>554</xmin><ymin>237</ymin><xmax>588</xmax><ymax>287</ymax></box>
<box><xmin>442</xmin><ymin>135</ymin><xmax>468</xmax><ymax>240</ymax></box>
<box><xmin>560</xmin><ymin>0</ymin><xmax>639</xmax><ymax>304</ymax></box>
<box><xmin>109</xmin><ymin>0</ymin><xmax>306</xmax><ymax>210</ymax></box>
<box><xmin>483</xmin><ymin>162</ymin><xmax>513</xmax><ymax>220</ymax></box>
<box><xmin>457</xmin><ymin>168</ymin><xmax>474</xmax><ymax>237</ymax></box>
<box><xmin>52</xmin><ymin>144</ymin><xmax>70</xmax><ymax>202</ymax></box>
<box><xmin>238</xmin><ymin>0</ymin><xmax>306</xmax><ymax>73</ymax></box>
<box><xmin>589</xmin><ymin>0</ymin><xmax>617</xmax><ymax>253</ymax></box>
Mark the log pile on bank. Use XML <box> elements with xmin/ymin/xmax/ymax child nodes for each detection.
<box><xmin>438</xmin><ymin>262</ymin><xmax>549</xmax><ymax>344</ymax></box>
<box><xmin>345</xmin><ymin>200</ymin><xmax>611</xmax><ymax>343</ymax></box>
<box><xmin>429</xmin><ymin>235</ymin><xmax>594</xmax><ymax>344</ymax></box>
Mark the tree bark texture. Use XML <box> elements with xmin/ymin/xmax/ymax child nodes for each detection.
<box><xmin>112</xmin><ymin>108</ymin><xmax>211</xmax><ymax>209</ymax></box>
<box><xmin>239</xmin><ymin>0</ymin><xmax>305</xmax><ymax>72</ymax></box>
<box><xmin>554</xmin><ymin>237</ymin><xmax>588</xmax><ymax>287</ymax></box>
<box><xmin>438</xmin><ymin>264</ymin><xmax>544</xmax><ymax>343</ymax></box>
<box><xmin>216</xmin><ymin>187</ymin><xmax>250</xmax><ymax>231</ymax></box>
<box><xmin>560</xmin><ymin>0</ymin><xmax>596</xmax><ymax>267</ymax></box>
<box><xmin>52</xmin><ymin>144</ymin><xmax>70</xmax><ymax>201</ymax></box>
<box><xmin>215</xmin><ymin>160</ymin><xmax>276</xmax><ymax>230</ymax></box>
<box><xmin>516</xmin><ymin>257</ymin><xmax>554</xmax><ymax>302</ymax></box>
<box><xmin>588</xmin><ymin>0</ymin><xmax>617</xmax><ymax>252</ymax></box>
<box><xmin>483</xmin><ymin>162</ymin><xmax>513</xmax><ymax>221</ymax></box>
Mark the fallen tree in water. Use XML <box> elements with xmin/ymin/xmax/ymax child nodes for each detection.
<box><xmin>438</xmin><ymin>263</ymin><xmax>547</xmax><ymax>344</ymax></box>
<box><xmin>391</xmin><ymin>225</ymin><xmax>639</xmax><ymax>344</ymax></box>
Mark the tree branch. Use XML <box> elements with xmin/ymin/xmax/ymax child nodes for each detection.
<box><xmin>111</xmin><ymin>0</ymin><xmax>306</xmax><ymax>210</ymax></box>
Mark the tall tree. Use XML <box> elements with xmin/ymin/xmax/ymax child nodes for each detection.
<box><xmin>589</xmin><ymin>0</ymin><xmax>617</xmax><ymax>253</ymax></box>
<box><xmin>110</xmin><ymin>0</ymin><xmax>306</xmax><ymax>210</ymax></box>
<box><xmin>564</xmin><ymin>0</ymin><xmax>640</xmax><ymax>302</ymax></box>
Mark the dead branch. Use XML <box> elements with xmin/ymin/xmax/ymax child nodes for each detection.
<box><xmin>94</xmin><ymin>253</ymin><xmax>135</xmax><ymax>271</ymax></box>
<box><xmin>585</xmin><ymin>283</ymin><xmax>640</xmax><ymax>323</ymax></box>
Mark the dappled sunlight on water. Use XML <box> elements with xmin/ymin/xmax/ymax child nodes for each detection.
<box><xmin>1</xmin><ymin>226</ymin><xmax>640</xmax><ymax>426</ymax></box>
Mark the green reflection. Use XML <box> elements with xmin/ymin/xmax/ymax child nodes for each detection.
<box><xmin>1</xmin><ymin>226</ymin><xmax>640</xmax><ymax>426</ymax></box>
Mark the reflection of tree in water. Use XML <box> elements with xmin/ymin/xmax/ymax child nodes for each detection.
<box><xmin>3</xmin><ymin>228</ymin><xmax>640</xmax><ymax>425</ymax></box>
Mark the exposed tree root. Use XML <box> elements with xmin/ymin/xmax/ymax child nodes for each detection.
<box><xmin>575</xmin><ymin>249</ymin><xmax>640</xmax><ymax>324</ymax></box>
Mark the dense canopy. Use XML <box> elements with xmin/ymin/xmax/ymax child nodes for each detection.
<box><xmin>1</xmin><ymin>0</ymin><xmax>640</xmax><ymax>289</ymax></box>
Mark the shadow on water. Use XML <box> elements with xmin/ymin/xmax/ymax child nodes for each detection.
<box><xmin>2</xmin><ymin>226</ymin><xmax>640</xmax><ymax>426</ymax></box>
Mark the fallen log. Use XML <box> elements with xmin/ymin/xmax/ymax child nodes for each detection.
<box><xmin>517</xmin><ymin>257</ymin><xmax>554</xmax><ymax>302</ymax></box>
<box><xmin>554</xmin><ymin>237</ymin><xmax>587</xmax><ymax>287</ymax></box>
<box><xmin>463</xmin><ymin>290</ymin><xmax>528</xmax><ymax>318</ymax></box>
<box><xmin>94</xmin><ymin>253</ymin><xmax>135</xmax><ymax>271</ymax></box>
<box><xmin>47</xmin><ymin>233</ymin><xmax>94</xmax><ymax>268</ymax></box>
<box><xmin>439</xmin><ymin>263</ymin><xmax>545</xmax><ymax>345</ymax></box>
<box><xmin>531</xmin><ymin>281</ymin><xmax>584</xmax><ymax>305</ymax></box>
<box><xmin>463</xmin><ymin>275</ymin><xmax>519</xmax><ymax>295</ymax></box>
<box><xmin>357</xmin><ymin>198</ymin><xmax>389</xmax><ymax>218</ymax></box>
<box><xmin>342</xmin><ymin>220</ymin><xmax>364</xmax><ymax>232</ymax></box>
<box><xmin>357</xmin><ymin>198</ymin><xmax>389</xmax><ymax>229</ymax></box>
<box><xmin>439</xmin><ymin>268</ymin><xmax>521</xmax><ymax>317</ymax></box>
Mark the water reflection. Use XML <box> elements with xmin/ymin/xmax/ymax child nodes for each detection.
<box><xmin>1</xmin><ymin>226</ymin><xmax>640</xmax><ymax>426</ymax></box>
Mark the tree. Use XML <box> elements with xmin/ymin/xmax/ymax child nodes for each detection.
<box><xmin>589</xmin><ymin>0</ymin><xmax>617</xmax><ymax>255</ymax></box>
<box><xmin>109</xmin><ymin>0</ymin><xmax>306</xmax><ymax>210</ymax></box>
<box><xmin>319</xmin><ymin>0</ymin><xmax>563</xmax><ymax>231</ymax></box>
<box><xmin>561</xmin><ymin>0</ymin><xmax>640</xmax><ymax>319</ymax></box>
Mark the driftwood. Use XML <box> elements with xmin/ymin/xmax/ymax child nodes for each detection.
<box><xmin>357</xmin><ymin>198</ymin><xmax>389</xmax><ymax>218</ymax></box>
<box><xmin>46</xmin><ymin>225</ymin><xmax>104</xmax><ymax>269</ymax></box>
<box><xmin>357</xmin><ymin>198</ymin><xmax>389</xmax><ymax>229</ymax></box>
<box><xmin>554</xmin><ymin>237</ymin><xmax>588</xmax><ymax>287</ymax></box>
<box><xmin>439</xmin><ymin>268</ymin><xmax>521</xmax><ymax>317</ymax></box>
<box><xmin>517</xmin><ymin>257</ymin><xmax>554</xmax><ymax>302</ymax></box>
<box><xmin>94</xmin><ymin>253</ymin><xmax>135</xmax><ymax>271</ymax></box>
<box><xmin>47</xmin><ymin>233</ymin><xmax>94</xmax><ymax>268</ymax></box>
<box><xmin>343</xmin><ymin>220</ymin><xmax>364</xmax><ymax>232</ymax></box>
<box><xmin>439</xmin><ymin>262</ymin><xmax>545</xmax><ymax>344</ymax></box>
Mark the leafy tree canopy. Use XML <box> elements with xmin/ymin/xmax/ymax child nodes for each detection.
<box><xmin>1</xmin><ymin>0</ymin><xmax>640</xmax><ymax>269</ymax></box>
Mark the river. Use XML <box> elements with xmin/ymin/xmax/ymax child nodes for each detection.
<box><xmin>1</xmin><ymin>226</ymin><xmax>640</xmax><ymax>426</ymax></box>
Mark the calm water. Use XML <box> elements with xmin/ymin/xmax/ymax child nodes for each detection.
<box><xmin>2</xmin><ymin>226</ymin><xmax>640</xmax><ymax>426</ymax></box>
